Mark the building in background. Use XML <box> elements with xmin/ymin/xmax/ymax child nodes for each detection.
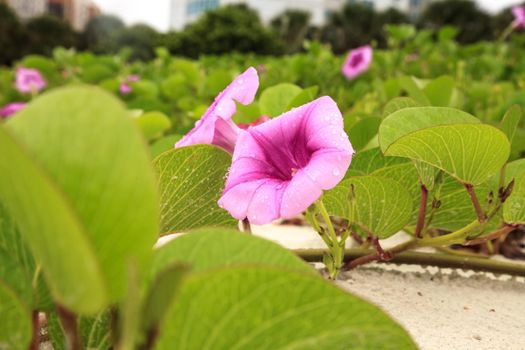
<box><xmin>169</xmin><ymin>0</ymin><xmax>432</xmax><ymax>30</ymax></box>
<box><xmin>3</xmin><ymin>0</ymin><xmax>101</xmax><ymax>29</ymax></box>
<box><xmin>3</xmin><ymin>0</ymin><xmax>47</xmax><ymax>20</ymax></box>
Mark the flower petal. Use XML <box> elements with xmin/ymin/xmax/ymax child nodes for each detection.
<box><xmin>280</xmin><ymin>169</ymin><xmax>322</xmax><ymax>218</ymax></box>
<box><xmin>218</xmin><ymin>179</ymin><xmax>266</xmax><ymax>220</ymax></box>
<box><xmin>302</xmin><ymin>149</ymin><xmax>353</xmax><ymax>190</ymax></box>
<box><xmin>246</xmin><ymin>179</ymin><xmax>286</xmax><ymax>224</ymax></box>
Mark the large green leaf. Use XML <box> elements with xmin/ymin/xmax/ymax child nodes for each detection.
<box><xmin>504</xmin><ymin>174</ymin><xmax>525</xmax><ymax>225</ymax></box>
<box><xmin>0</xmin><ymin>126</ymin><xmax>106</xmax><ymax>313</ymax></box>
<box><xmin>384</xmin><ymin>124</ymin><xmax>510</xmax><ymax>185</ymax></box>
<box><xmin>324</xmin><ymin>176</ymin><xmax>413</xmax><ymax>238</ymax></box>
<box><xmin>259</xmin><ymin>83</ymin><xmax>302</xmax><ymax>117</ymax></box>
<box><xmin>155</xmin><ymin>267</ymin><xmax>417</xmax><ymax>350</ymax></box>
<box><xmin>379</xmin><ymin>107</ymin><xmax>480</xmax><ymax>152</ymax></box>
<box><xmin>0</xmin><ymin>282</ymin><xmax>32</xmax><ymax>350</ymax></box>
<box><xmin>152</xmin><ymin>228</ymin><xmax>315</xmax><ymax>277</ymax></box>
<box><xmin>154</xmin><ymin>145</ymin><xmax>237</xmax><ymax>234</ymax></box>
<box><xmin>7</xmin><ymin>86</ymin><xmax>159</xmax><ymax>306</ymax></box>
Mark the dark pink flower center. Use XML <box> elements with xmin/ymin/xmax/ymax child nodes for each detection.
<box><xmin>249</xmin><ymin>125</ymin><xmax>312</xmax><ymax>182</ymax></box>
<box><xmin>349</xmin><ymin>53</ymin><xmax>364</xmax><ymax>68</ymax></box>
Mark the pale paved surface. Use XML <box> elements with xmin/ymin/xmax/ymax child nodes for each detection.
<box><xmin>253</xmin><ymin>224</ymin><xmax>525</xmax><ymax>350</ymax></box>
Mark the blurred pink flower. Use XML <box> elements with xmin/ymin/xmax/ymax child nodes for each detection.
<box><xmin>238</xmin><ymin>115</ymin><xmax>270</xmax><ymax>130</ymax></box>
<box><xmin>0</xmin><ymin>102</ymin><xmax>26</xmax><ymax>118</ymax></box>
<box><xmin>512</xmin><ymin>6</ymin><xmax>525</xmax><ymax>29</ymax></box>
<box><xmin>341</xmin><ymin>45</ymin><xmax>373</xmax><ymax>80</ymax></box>
<box><xmin>218</xmin><ymin>96</ymin><xmax>354</xmax><ymax>224</ymax></box>
<box><xmin>120</xmin><ymin>83</ymin><xmax>132</xmax><ymax>95</ymax></box>
<box><xmin>15</xmin><ymin>68</ymin><xmax>47</xmax><ymax>94</ymax></box>
<box><xmin>119</xmin><ymin>75</ymin><xmax>140</xmax><ymax>95</ymax></box>
<box><xmin>175</xmin><ymin>67</ymin><xmax>259</xmax><ymax>153</ymax></box>
<box><xmin>127</xmin><ymin>74</ymin><xmax>140</xmax><ymax>82</ymax></box>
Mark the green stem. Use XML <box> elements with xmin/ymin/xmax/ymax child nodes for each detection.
<box><xmin>498</xmin><ymin>22</ymin><xmax>516</xmax><ymax>43</ymax></box>
<box><xmin>316</xmin><ymin>200</ymin><xmax>338</xmax><ymax>243</ymax></box>
<box><xmin>417</xmin><ymin>219</ymin><xmax>481</xmax><ymax>246</ymax></box>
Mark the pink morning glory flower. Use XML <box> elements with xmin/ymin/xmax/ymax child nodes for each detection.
<box><xmin>127</xmin><ymin>74</ymin><xmax>140</xmax><ymax>82</ymax></box>
<box><xmin>238</xmin><ymin>115</ymin><xmax>270</xmax><ymax>130</ymax></box>
<box><xmin>341</xmin><ymin>45</ymin><xmax>373</xmax><ymax>80</ymax></box>
<box><xmin>120</xmin><ymin>83</ymin><xmax>132</xmax><ymax>95</ymax></box>
<box><xmin>175</xmin><ymin>67</ymin><xmax>259</xmax><ymax>153</ymax></box>
<box><xmin>218</xmin><ymin>96</ymin><xmax>354</xmax><ymax>225</ymax></box>
<box><xmin>512</xmin><ymin>6</ymin><xmax>525</xmax><ymax>29</ymax></box>
<box><xmin>119</xmin><ymin>75</ymin><xmax>140</xmax><ymax>95</ymax></box>
<box><xmin>0</xmin><ymin>102</ymin><xmax>27</xmax><ymax>118</ymax></box>
<box><xmin>15</xmin><ymin>68</ymin><xmax>47</xmax><ymax>94</ymax></box>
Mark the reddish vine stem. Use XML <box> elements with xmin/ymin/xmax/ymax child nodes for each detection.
<box><xmin>345</xmin><ymin>239</ymin><xmax>416</xmax><ymax>270</ymax></box>
<box><xmin>415</xmin><ymin>184</ymin><xmax>428</xmax><ymax>238</ymax></box>
<box><xmin>465</xmin><ymin>183</ymin><xmax>487</xmax><ymax>222</ymax></box>
<box><xmin>28</xmin><ymin>310</ymin><xmax>40</xmax><ymax>350</ymax></box>
<box><xmin>56</xmin><ymin>304</ymin><xmax>82</xmax><ymax>350</ymax></box>
<box><xmin>464</xmin><ymin>225</ymin><xmax>516</xmax><ymax>246</ymax></box>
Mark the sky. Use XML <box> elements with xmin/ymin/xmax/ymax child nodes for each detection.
<box><xmin>92</xmin><ymin>0</ymin><xmax>524</xmax><ymax>32</ymax></box>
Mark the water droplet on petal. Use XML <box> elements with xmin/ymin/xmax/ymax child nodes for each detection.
<box><xmin>332</xmin><ymin>167</ymin><xmax>340</xmax><ymax>176</ymax></box>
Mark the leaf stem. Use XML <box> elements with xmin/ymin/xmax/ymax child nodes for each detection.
<box><xmin>464</xmin><ymin>225</ymin><xmax>516</xmax><ymax>246</ymax></box>
<box><xmin>28</xmin><ymin>310</ymin><xmax>40</xmax><ymax>350</ymax></box>
<box><xmin>56</xmin><ymin>304</ymin><xmax>82</xmax><ymax>350</ymax></box>
<box><xmin>464</xmin><ymin>183</ymin><xmax>487</xmax><ymax>222</ymax></box>
<box><xmin>316</xmin><ymin>200</ymin><xmax>338</xmax><ymax>243</ymax></box>
<box><xmin>415</xmin><ymin>183</ymin><xmax>428</xmax><ymax>238</ymax></box>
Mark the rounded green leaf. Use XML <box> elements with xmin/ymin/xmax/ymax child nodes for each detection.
<box><xmin>0</xmin><ymin>282</ymin><xmax>32</xmax><ymax>350</ymax></box>
<box><xmin>348</xmin><ymin>117</ymin><xmax>382</xmax><ymax>151</ymax></box>
<box><xmin>259</xmin><ymin>83</ymin><xmax>302</xmax><ymax>117</ymax></box>
<box><xmin>155</xmin><ymin>267</ymin><xmax>417</xmax><ymax>350</ymax></box>
<box><xmin>504</xmin><ymin>174</ymin><xmax>525</xmax><ymax>225</ymax></box>
<box><xmin>324</xmin><ymin>176</ymin><xmax>413</xmax><ymax>239</ymax></box>
<box><xmin>152</xmin><ymin>228</ymin><xmax>315</xmax><ymax>278</ymax></box>
<box><xmin>384</xmin><ymin>124</ymin><xmax>510</xmax><ymax>185</ymax></box>
<box><xmin>154</xmin><ymin>145</ymin><xmax>237</xmax><ymax>234</ymax></box>
<box><xmin>423</xmin><ymin>75</ymin><xmax>455</xmax><ymax>107</ymax></box>
<box><xmin>135</xmin><ymin>111</ymin><xmax>172</xmax><ymax>141</ymax></box>
<box><xmin>379</xmin><ymin>107</ymin><xmax>480</xmax><ymax>152</ymax></box>
<box><xmin>382</xmin><ymin>97</ymin><xmax>419</xmax><ymax>117</ymax></box>
<box><xmin>0</xmin><ymin>127</ymin><xmax>106</xmax><ymax>313</ymax></box>
<box><xmin>8</xmin><ymin>87</ymin><xmax>159</xmax><ymax>306</ymax></box>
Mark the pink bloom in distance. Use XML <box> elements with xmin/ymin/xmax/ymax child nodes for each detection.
<box><xmin>0</xmin><ymin>102</ymin><xmax>27</xmax><ymax>118</ymax></box>
<box><xmin>218</xmin><ymin>96</ymin><xmax>354</xmax><ymax>225</ymax></box>
<box><xmin>512</xmin><ymin>6</ymin><xmax>525</xmax><ymax>29</ymax></box>
<box><xmin>175</xmin><ymin>67</ymin><xmax>259</xmax><ymax>153</ymax></box>
<box><xmin>238</xmin><ymin>115</ymin><xmax>270</xmax><ymax>130</ymax></box>
<box><xmin>15</xmin><ymin>68</ymin><xmax>47</xmax><ymax>94</ymax></box>
<box><xmin>341</xmin><ymin>45</ymin><xmax>373</xmax><ymax>80</ymax></box>
<box><xmin>127</xmin><ymin>74</ymin><xmax>140</xmax><ymax>82</ymax></box>
<box><xmin>120</xmin><ymin>83</ymin><xmax>132</xmax><ymax>95</ymax></box>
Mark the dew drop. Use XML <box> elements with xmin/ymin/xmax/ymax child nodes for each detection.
<box><xmin>238</xmin><ymin>79</ymin><xmax>244</xmax><ymax>85</ymax></box>
<box><xmin>324</xmin><ymin>115</ymin><xmax>330</xmax><ymax>121</ymax></box>
<box><xmin>332</xmin><ymin>167</ymin><xmax>340</xmax><ymax>176</ymax></box>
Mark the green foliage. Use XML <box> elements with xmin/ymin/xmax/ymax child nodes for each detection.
<box><xmin>384</xmin><ymin>124</ymin><xmax>510</xmax><ymax>185</ymax></box>
<box><xmin>0</xmin><ymin>281</ymin><xmax>32</xmax><ymax>350</ymax></box>
<box><xmin>324</xmin><ymin>176</ymin><xmax>413</xmax><ymax>238</ymax></box>
<box><xmin>151</xmin><ymin>228</ymin><xmax>315</xmax><ymax>277</ymax></box>
<box><xmin>155</xmin><ymin>266</ymin><xmax>417</xmax><ymax>349</ymax></box>
<box><xmin>259</xmin><ymin>83</ymin><xmax>302</xmax><ymax>117</ymax></box>
<box><xmin>154</xmin><ymin>146</ymin><xmax>237</xmax><ymax>234</ymax></box>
